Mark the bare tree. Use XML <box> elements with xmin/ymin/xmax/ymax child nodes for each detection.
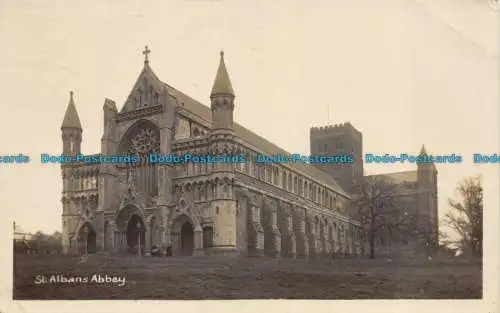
<box><xmin>442</xmin><ymin>176</ymin><xmax>483</xmax><ymax>257</ymax></box>
<box><xmin>355</xmin><ymin>177</ymin><xmax>410</xmax><ymax>259</ymax></box>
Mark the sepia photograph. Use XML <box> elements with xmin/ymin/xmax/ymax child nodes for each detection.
<box><xmin>0</xmin><ymin>0</ymin><xmax>498</xmax><ymax>312</ymax></box>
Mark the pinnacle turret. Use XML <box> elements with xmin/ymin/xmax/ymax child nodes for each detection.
<box><xmin>61</xmin><ymin>91</ymin><xmax>82</xmax><ymax>130</ymax></box>
<box><xmin>210</xmin><ymin>51</ymin><xmax>234</xmax><ymax>96</ymax></box>
<box><xmin>419</xmin><ymin>144</ymin><xmax>428</xmax><ymax>157</ymax></box>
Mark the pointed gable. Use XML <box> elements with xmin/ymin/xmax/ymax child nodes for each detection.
<box><xmin>61</xmin><ymin>91</ymin><xmax>82</xmax><ymax>130</ymax></box>
<box><xmin>114</xmin><ymin>49</ymin><xmax>349</xmax><ymax>196</ymax></box>
<box><xmin>120</xmin><ymin>62</ymin><xmax>165</xmax><ymax>113</ymax></box>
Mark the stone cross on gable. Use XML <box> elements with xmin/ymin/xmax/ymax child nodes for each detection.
<box><xmin>143</xmin><ymin>45</ymin><xmax>151</xmax><ymax>63</ymax></box>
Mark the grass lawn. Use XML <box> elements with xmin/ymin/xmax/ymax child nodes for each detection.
<box><xmin>13</xmin><ymin>254</ymin><xmax>482</xmax><ymax>300</ymax></box>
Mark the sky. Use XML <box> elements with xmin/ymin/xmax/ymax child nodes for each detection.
<box><xmin>0</xmin><ymin>0</ymin><xmax>497</xmax><ymax>239</ymax></box>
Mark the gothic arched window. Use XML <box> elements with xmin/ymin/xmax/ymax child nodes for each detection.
<box><xmin>175</xmin><ymin>118</ymin><xmax>191</xmax><ymax>140</ymax></box>
<box><xmin>120</xmin><ymin>120</ymin><xmax>160</xmax><ymax>197</ymax></box>
<box><xmin>259</xmin><ymin>165</ymin><xmax>265</xmax><ymax>180</ymax></box>
<box><xmin>266</xmin><ymin>166</ymin><xmax>272</xmax><ymax>183</ymax></box>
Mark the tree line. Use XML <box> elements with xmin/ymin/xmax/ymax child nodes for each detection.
<box><xmin>14</xmin><ymin>231</ymin><xmax>63</xmax><ymax>254</ymax></box>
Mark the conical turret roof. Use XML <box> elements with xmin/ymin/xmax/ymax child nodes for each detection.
<box><xmin>419</xmin><ymin>144</ymin><xmax>427</xmax><ymax>156</ymax></box>
<box><xmin>211</xmin><ymin>51</ymin><xmax>234</xmax><ymax>96</ymax></box>
<box><xmin>61</xmin><ymin>91</ymin><xmax>82</xmax><ymax>130</ymax></box>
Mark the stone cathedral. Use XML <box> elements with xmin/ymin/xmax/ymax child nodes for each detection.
<box><xmin>60</xmin><ymin>47</ymin><xmax>438</xmax><ymax>258</ymax></box>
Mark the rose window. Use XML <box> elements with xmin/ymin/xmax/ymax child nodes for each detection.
<box><xmin>128</xmin><ymin>128</ymin><xmax>160</xmax><ymax>155</ymax></box>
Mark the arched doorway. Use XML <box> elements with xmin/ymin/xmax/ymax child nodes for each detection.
<box><xmin>126</xmin><ymin>214</ymin><xmax>146</xmax><ymax>255</ymax></box>
<box><xmin>180</xmin><ymin>222</ymin><xmax>194</xmax><ymax>256</ymax></box>
<box><xmin>171</xmin><ymin>214</ymin><xmax>195</xmax><ymax>256</ymax></box>
<box><xmin>87</xmin><ymin>230</ymin><xmax>97</xmax><ymax>253</ymax></box>
<box><xmin>78</xmin><ymin>222</ymin><xmax>97</xmax><ymax>254</ymax></box>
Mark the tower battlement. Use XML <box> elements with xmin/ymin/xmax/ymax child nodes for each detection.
<box><xmin>310</xmin><ymin>122</ymin><xmax>362</xmax><ymax>143</ymax></box>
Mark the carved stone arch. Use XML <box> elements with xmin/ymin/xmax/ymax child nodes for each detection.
<box><xmin>76</xmin><ymin>216</ymin><xmax>94</xmax><ymax>234</ymax></box>
<box><xmin>75</xmin><ymin>219</ymin><xmax>97</xmax><ymax>253</ymax></box>
<box><xmin>168</xmin><ymin>196</ymin><xmax>202</xmax><ymax>230</ymax></box>
<box><xmin>213</xmin><ymin>177</ymin><xmax>221</xmax><ymax>191</ymax></box>
<box><xmin>114</xmin><ymin>201</ymin><xmax>147</xmax><ymax>231</ymax></box>
<box><xmin>118</xmin><ymin>119</ymin><xmax>160</xmax><ymax>155</ymax></box>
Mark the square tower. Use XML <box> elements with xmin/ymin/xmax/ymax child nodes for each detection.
<box><xmin>310</xmin><ymin>122</ymin><xmax>363</xmax><ymax>194</ymax></box>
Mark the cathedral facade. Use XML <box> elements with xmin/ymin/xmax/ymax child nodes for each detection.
<box><xmin>60</xmin><ymin>48</ymin><xmax>437</xmax><ymax>258</ymax></box>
